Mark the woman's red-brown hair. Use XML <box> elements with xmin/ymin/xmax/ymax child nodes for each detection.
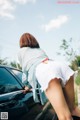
<box><xmin>20</xmin><ymin>33</ymin><xmax>40</xmax><ymax>48</ymax></box>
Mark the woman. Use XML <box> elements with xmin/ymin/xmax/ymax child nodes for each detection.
<box><xmin>18</xmin><ymin>33</ymin><xmax>80</xmax><ymax>120</ymax></box>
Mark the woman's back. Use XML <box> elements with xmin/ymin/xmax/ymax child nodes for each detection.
<box><xmin>18</xmin><ymin>47</ymin><xmax>48</xmax><ymax>71</ymax></box>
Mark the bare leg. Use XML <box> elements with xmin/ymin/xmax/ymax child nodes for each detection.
<box><xmin>45</xmin><ymin>78</ymin><xmax>72</xmax><ymax>120</ymax></box>
<box><xmin>63</xmin><ymin>75</ymin><xmax>80</xmax><ymax>117</ymax></box>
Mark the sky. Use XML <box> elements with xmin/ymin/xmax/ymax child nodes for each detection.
<box><xmin>0</xmin><ymin>0</ymin><xmax>80</xmax><ymax>64</ymax></box>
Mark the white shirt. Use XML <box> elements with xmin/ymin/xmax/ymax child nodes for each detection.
<box><xmin>18</xmin><ymin>47</ymin><xmax>48</xmax><ymax>104</ymax></box>
<box><xmin>18</xmin><ymin>47</ymin><xmax>48</xmax><ymax>72</ymax></box>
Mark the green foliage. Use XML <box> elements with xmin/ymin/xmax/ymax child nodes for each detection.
<box><xmin>10</xmin><ymin>61</ymin><xmax>22</xmax><ymax>70</ymax></box>
<box><xmin>57</xmin><ymin>38</ymin><xmax>76</xmax><ymax>61</ymax></box>
<box><xmin>70</xmin><ymin>55</ymin><xmax>80</xmax><ymax>71</ymax></box>
<box><xmin>10</xmin><ymin>61</ymin><xmax>17</xmax><ymax>68</ymax></box>
<box><xmin>0</xmin><ymin>57</ymin><xmax>8</xmax><ymax>65</ymax></box>
<box><xmin>76</xmin><ymin>56</ymin><xmax>80</xmax><ymax>66</ymax></box>
<box><xmin>70</xmin><ymin>59</ymin><xmax>78</xmax><ymax>71</ymax></box>
<box><xmin>75</xmin><ymin>88</ymin><xmax>78</xmax><ymax>106</ymax></box>
<box><xmin>57</xmin><ymin>38</ymin><xmax>80</xmax><ymax>86</ymax></box>
<box><xmin>0</xmin><ymin>57</ymin><xmax>21</xmax><ymax>70</ymax></box>
<box><xmin>60</xmin><ymin>39</ymin><xmax>69</xmax><ymax>50</ymax></box>
<box><xmin>75</xmin><ymin>71</ymin><xmax>80</xmax><ymax>85</ymax></box>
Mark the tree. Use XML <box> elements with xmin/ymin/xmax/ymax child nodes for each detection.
<box><xmin>0</xmin><ymin>57</ymin><xmax>8</xmax><ymax>65</ymax></box>
<box><xmin>10</xmin><ymin>61</ymin><xmax>22</xmax><ymax>70</ymax></box>
<box><xmin>57</xmin><ymin>38</ymin><xmax>76</xmax><ymax>62</ymax></box>
<box><xmin>57</xmin><ymin>38</ymin><xmax>80</xmax><ymax>85</ymax></box>
<box><xmin>75</xmin><ymin>70</ymin><xmax>80</xmax><ymax>86</ymax></box>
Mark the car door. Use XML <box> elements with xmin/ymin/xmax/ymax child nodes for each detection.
<box><xmin>0</xmin><ymin>67</ymin><xmax>30</xmax><ymax>120</ymax></box>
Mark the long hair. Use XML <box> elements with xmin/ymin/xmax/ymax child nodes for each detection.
<box><xmin>19</xmin><ymin>33</ymin><xmax>40</xmax><ymax>48</ymax></box>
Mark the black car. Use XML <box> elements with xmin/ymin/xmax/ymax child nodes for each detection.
<box><xmin>0</xmin><ymin>65</ymin><xmax>57</xmax><ymax>120</ymax></box>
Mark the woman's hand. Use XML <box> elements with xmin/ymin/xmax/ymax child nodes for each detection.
<box><xmin>22</xmin><ymin>86</ymin><xmax>32</xmax><ymax>94</ymax></box>
<box><xmin>25</xmin><ymin>86</ymin><xmax>30</xmax><ymax>91</ymax></box>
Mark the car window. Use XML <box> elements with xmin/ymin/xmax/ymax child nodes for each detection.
<box><xmin>11</xmin><ymin>69</ymin><xmax>23</xmax><ymax>82</ymax></box>
<box><xmin>0</xmin><ymin>68</ymin><xmax>22</xmax><ymax>94</ymax></box>
<box><xmin>11</xmin><ymin>69</ymin><xmax>27</xmax><ymax>83</ymax></box>
<box><xmin>11</xmin><ymin>69</ymin><xmax>31</xmax><ymax>88</ymax></box>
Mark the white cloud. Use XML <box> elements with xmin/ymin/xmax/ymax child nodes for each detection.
<box><xmin>0</xmin><ymin>0</ymin><xmax>15</xmax><ymax>19</ymax></box>
<box><xmin>13</xmin><ymin>0</ymin><xmax>36</xmax><ymax>4</ymax></box>
<box><xmin>0</xmin><ymin>0</ymin><xmax>36</xmax><ymax>19</ymax></box>
<box><xmin>41</xmin><ymin>15</ymin><xmax>69</xmax><ymax>32</ymax></box>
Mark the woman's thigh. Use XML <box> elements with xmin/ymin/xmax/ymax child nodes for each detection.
<box><xmin>63</xmin><ymin>75</ymin><xmax>75</xmax><ymax>111</ymax></box>
<box><xmin>44</xmin><ymin>78</ymin><xmax>71</xmax><ymax>119</ymax></box>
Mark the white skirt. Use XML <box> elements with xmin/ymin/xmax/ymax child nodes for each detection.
<box><xmin>35</xmin><ymin>60</ymin><xmax>74</xmax><ymax>91</ymax></box>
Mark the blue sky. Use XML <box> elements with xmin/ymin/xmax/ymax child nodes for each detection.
<box><xmin>0</xmin><ymin>0</ymin><xmax>80</xmax><ymax>64</ymax></box>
